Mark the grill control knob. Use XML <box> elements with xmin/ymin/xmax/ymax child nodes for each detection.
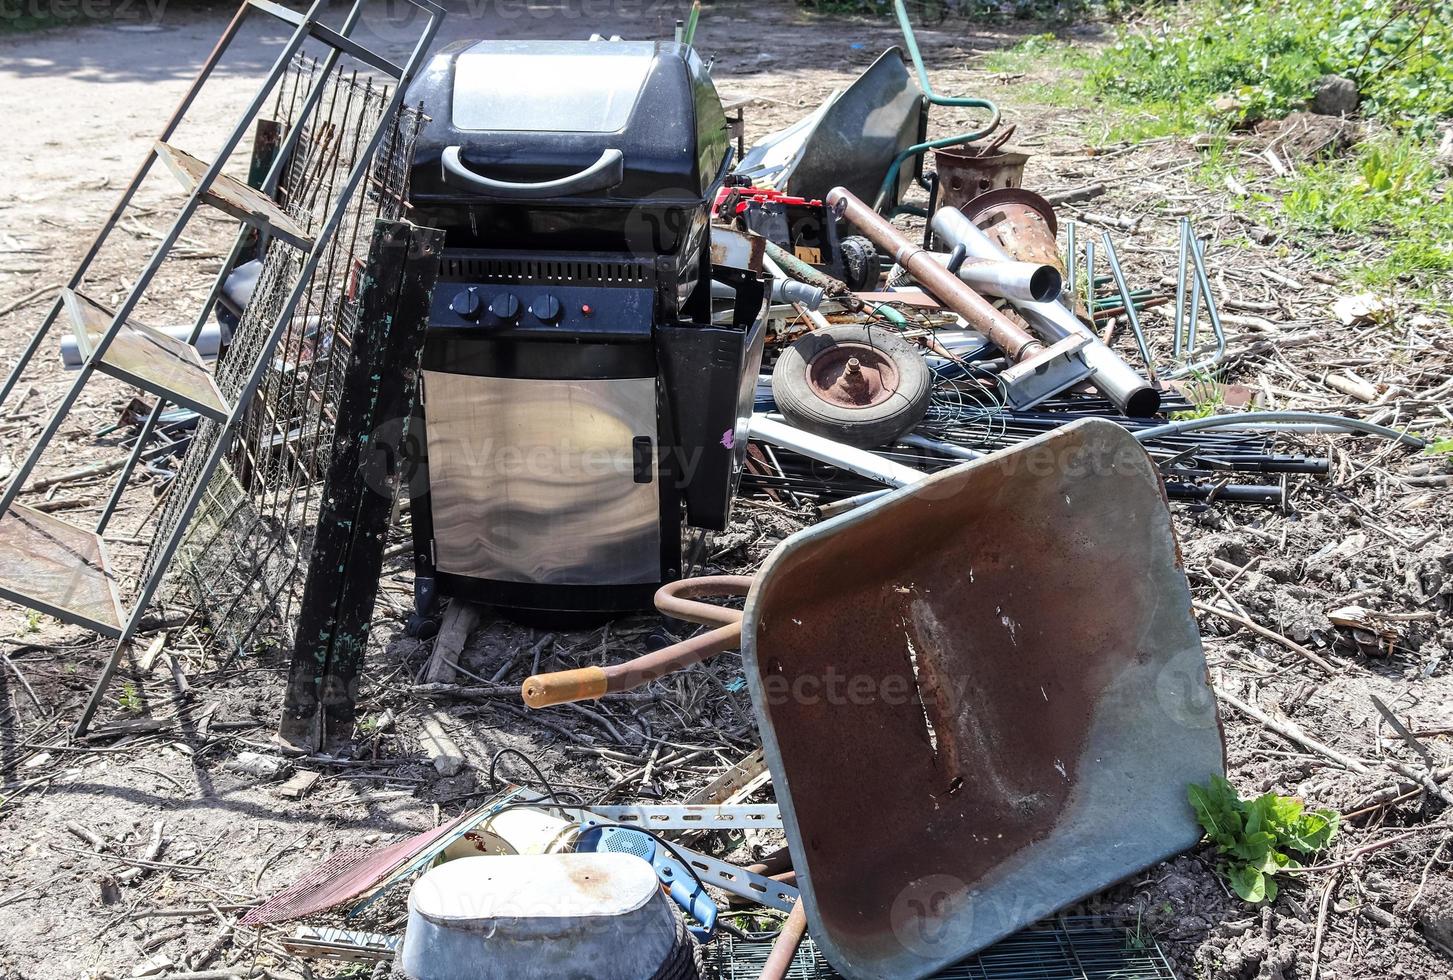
<box><xmin>530</xmin><ymin>294</ymin><xmax>563</xmax><ymax>324</ymax></box>
<box><xmin>488</xmin><ymin>293</ymin><xmax>521</xmax><ymax>323</ymax></box>
<box><xmin>449</xmin><ymin>287</ymin><xmax>482</xmax><ymax>321</ymax></box>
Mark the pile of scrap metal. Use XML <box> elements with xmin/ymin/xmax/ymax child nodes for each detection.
<box><xmin>9</xmin><ymin>1</ymin><xmax>1420</xmax><ymax>976</ymax></box>
<box><xmin>705</xmin><ymin>0</ymin><xmax>1426</xmax><ymax>516</ymax></box>
<box><xmin>246</xmin><ymin>418</ymin><xmax>1227</xmax><ymax>980</ymax></box>
<box><xmin>235</xmin><ymin>3</ymin><xmax>1429</xmax><ymax>978</ymax></box>
<box><xmin>234</xmin><ymin>16</ymin><xmax>1228</xmax><ymax>980</ymax></box>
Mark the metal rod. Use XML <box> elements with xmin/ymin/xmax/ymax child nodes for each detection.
<box><xmin>1188</xmin><ymin>263</ymin><xmax>1202</xmax><ymax>352</ymax></box>
<box><xmin>1065</xmin><ymin>219</ymin><xmax>1077</xmax><ymax>301</ymax></box>
<box><xmin>1099</xmin><ymin>231</ymin><xmax>1154</xmax><ymax>369</ymax></box>
<box><xmin>930</xmin><ymin>206</ymin><xmax>1160</xmax><ymax>417</ymax></box>
<box><xmin>1172</xmin><ymin>217</ymin><xmax>1188</xmax><ymax>361</ymax></box>
<box><xmin>1169</xmin><ymin>231</ymin><xmax>1228</xmax><ymax>380</ymax></box>
<box><xmin>1132</xmin><ymin>411</ymin><xmax>1426</xmax><ymax>448</ymax></box>
<box><xmin>750</xmin><ymin>415</ymin><xmax>927</xmax><ymax>488</ymax></box>
<box><xmin>828</xmin><ymin>187</ymin><xmax>1043</xmax><ymax>361</ymax></box>
<box><xmin>897</xmin><ymin>432</ymin><xmax>983</xmax><ymax>460</ymax></box>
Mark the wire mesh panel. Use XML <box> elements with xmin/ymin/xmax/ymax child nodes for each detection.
<box><xmin>143</xmin><ymin>55</ymin><xmax>426</xmax><ymax>655</ymax></box>
<box><xmin>702</xmin><ymin>916</ymin><xmax>1178</xmax><ymax>980</ymax></box>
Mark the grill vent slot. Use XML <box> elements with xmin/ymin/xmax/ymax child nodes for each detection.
<box><xmin>440</xmin><ymin>255</ymin><xmax>650</xmax><ymax>285</ymax></box>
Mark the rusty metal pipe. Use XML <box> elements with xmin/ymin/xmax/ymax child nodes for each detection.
<box><xmin>654</xmin><ymin>575</ymin><xmax>754</xmax><ymax>627</ymax></box>
<box><xmin>825</xmin><ymin>186</ymin><xmax>1043</xmax><ymax>361</ymax></box>
<box><xmin>522</xmin><ymin>578</ymin><xmax>751</xmax><ymax>709</ymax></box>
<box><xmin>758</xmin><ymin>900</ymin><xmax>810</xmax><ymax>980</ymax></box>
<box><xmin>522</xmin><ymin>622</ymin><xmax>742</xmax><ymax>708</ymax></box>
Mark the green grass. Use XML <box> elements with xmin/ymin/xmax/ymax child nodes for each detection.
<box><xmin>1276</xmin><ymin>134</ymin><xmax>1453</xmax><ymax>286</ymax></box>
<box><xmin>1090</xmin><ymin>0</ymin><xmax>1453</xmax><ymax>135</ymax></box>
<box><xmin>983</xmin><ymin>1</ymin><xmax>1453</xmax><ymax>290</ymax></box>
<box><xmin>1170</xmin><ymin>369</ymin><xmax>1226</xmax><ymax>420</ymax></box>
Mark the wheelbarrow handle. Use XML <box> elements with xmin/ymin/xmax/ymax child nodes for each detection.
<box><xmin>522</xmin><ymin>622</ymin><xmax>743</xmax><ymax>709</ymax></box>
<box><xmin>654</xmin><ymin>575</ymin><xmax>754</xmax><ymax>627</ymax></box>
<box><xmin>522</xmin><ymin>575</ymin><xmax>755</xmax><ymax>709</ymax></box>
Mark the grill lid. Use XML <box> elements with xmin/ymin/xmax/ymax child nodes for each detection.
<box><xmin>408</xmin><ymin>38</ymin><xmax>731</xmax><ymax>210</ymax></box>
<box><xmin>451</xmin><ymin>40</ymin><xmax>656</xmax><ymax>134</ymax></box>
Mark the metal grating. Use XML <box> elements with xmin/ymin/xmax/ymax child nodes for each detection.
<box><xmin>142</xmin><ymin>55</ymin><xmax>426</xmax><ymax>656</ymax></box>
<box><xmin>438</xmin><ymin>252</ymin><xmax>653</xmax><ymax>285</ymax></box>
<box><xmin>702</xmin><ymin>916</ymin><xmax>1178</xmax><ymax>980</ymax></box>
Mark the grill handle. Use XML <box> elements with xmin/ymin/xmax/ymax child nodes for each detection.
<box><xmin>441</xmin><ymin>146</ymin><xmax>624</xmax><ymax>199</ymax></box>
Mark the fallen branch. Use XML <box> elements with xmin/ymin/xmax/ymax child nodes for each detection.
<box><xmin>1215</xmin><ymin>687</ymin><xmax>1371</xmax><ymax>773</ymax></box>
<box><xmin>0</xmin><ymin>281</ymin><xmax>64</xmax><ymax>320</ymax></box>
<box><xmin>1195</xmin><ymin>601</ymin><xmax>1339</xmax><ymax>674</ymax></box>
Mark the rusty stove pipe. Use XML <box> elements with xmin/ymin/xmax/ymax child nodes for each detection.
<box><xmin>825</xmin><ymin>186</ymin><xmax>1043</xmax><ymax>361</ymax></box>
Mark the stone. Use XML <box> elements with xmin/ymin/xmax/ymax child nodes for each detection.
<box><xmin>420</xmin><ymin>710</ymin><xmax>466</xmax><ymax>777</ymax></box>
<box><xmin>1311</xmin><ymin>74</ymin><xmax>1359</xmax><ymax>116</ymax></box>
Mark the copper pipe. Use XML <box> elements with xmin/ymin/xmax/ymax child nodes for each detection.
<box><xmin>825</xmin><ymin>187</ymin><xmax>1044</xmax><ymax>361</ymax></box>
<box><xmin>758</xmin><ymin>900</ymin><xmax>810</xmax><ymax>980</ymax></box>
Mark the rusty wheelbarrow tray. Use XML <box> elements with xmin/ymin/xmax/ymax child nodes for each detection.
<box><xmin>525</xmin><ymin>418</ymin><xmax>1224</xmax><ymax>979</ymax></box>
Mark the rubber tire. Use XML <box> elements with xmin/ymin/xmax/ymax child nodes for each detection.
<box><xmin>771</xmin><ymin>324</ymin><xmax>931</xmax><ymax>449</ymax></box>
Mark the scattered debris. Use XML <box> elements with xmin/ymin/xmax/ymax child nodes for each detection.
<box><xmin>0</xmin><ymin>1</ymin><xmax>1447</xmax><ymax>979</ymax></box>
<box><xmin>225</xmin><ymin>752</ymin><xmax>290</xmax><ymax>782</ymax></box>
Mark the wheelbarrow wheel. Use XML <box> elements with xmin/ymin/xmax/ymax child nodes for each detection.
<box><xmin>771</xmin><ymin>324</ymin><xmax>931</xmax><ymax>449</ymax></box>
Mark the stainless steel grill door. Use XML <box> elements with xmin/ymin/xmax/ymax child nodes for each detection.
<box><xmin>423</xmin><ymin>372</ymin><xmax>662</xmax><ymax>586</ymax></box>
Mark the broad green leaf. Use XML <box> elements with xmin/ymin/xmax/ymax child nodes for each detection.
<box><xmin>1286</xmin><ymin>809</ymin><xmax>1339</xmax><ymax>853</ymax></box>
<box><xmin>1229</xmin><ymin>831</ymin><xmax>1276</xmax><ymax>863</ymax></box>
<box><xmin>1230</xmin><ymin>865</ymin><xmax>1268</xmax><ymax>903</ymax></box>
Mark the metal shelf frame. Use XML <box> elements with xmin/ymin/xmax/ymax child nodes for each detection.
<box><xmin>0</xmin><ymin>0</ymin><xmax>444</xmax><ymax>734</ymax></box>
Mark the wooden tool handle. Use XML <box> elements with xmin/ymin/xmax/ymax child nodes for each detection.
<box><xmin>521</xmin><ymin>666</ymin><xmax>608</xmax><ymax>709</ymax></box>
<box><xmin>521</xmin><ymin>622</ymin><xmax>743</xmax><ymax>710</ymax></box>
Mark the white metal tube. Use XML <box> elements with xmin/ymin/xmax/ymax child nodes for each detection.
<box><xmin>931</xmin><ymin>207</ymin><xmax>1160</xmax><ymax>417</ymax></box>
<box><xmin>920</xmin><ymin>253</ymin><xmax>1061</xmax><ymax>303</ymax></box>
<box><xmin>749</xmin><ymin>414</ymin><xmax>927</xmax><ymax>488</ymax></box>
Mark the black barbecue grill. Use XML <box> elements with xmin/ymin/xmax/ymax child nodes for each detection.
<box><xmin>405</xmin><ymin>38</ymin><xmax>767</xmax><ymax>622</ymax></box>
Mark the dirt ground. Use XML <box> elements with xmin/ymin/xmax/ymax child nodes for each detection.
<box><xmin>0</xmin><ymin>2</ymin><xmax>1450</xmax><ymax>979</ymax></box>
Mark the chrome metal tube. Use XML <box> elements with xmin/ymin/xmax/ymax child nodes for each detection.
<box><xmin>762</xmin><ymin>255</ymin><xmax>832</xmax><ymax>330</ymax></box>
<box><xmin>713</xmin><ymin>276</ymin><xmax>824</xmax><ymax>310</ymax></box>
<box><xmin>931</xmin><ymin>206</ymin><xmax>1161</xmax><ymax>417</ymax></box>
<box><xmin>923</xmin><ymin>253</ymin><xmax>1062</xmax><ymax>303</ymax></box>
